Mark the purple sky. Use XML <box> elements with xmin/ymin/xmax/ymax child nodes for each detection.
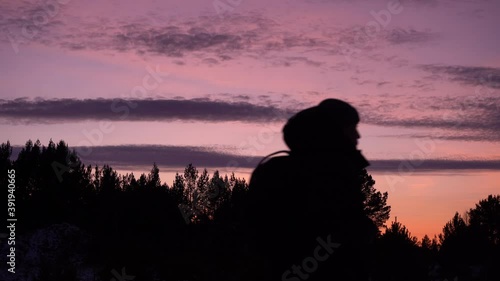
<box><xmin>1</xmin><ymin>0</ymin><xmax>499</xmax><ymax>238</ymax></box>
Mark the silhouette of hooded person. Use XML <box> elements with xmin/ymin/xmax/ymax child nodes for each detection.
<box><xmin>242</xmin><ymin>99</ymin><xmax>377</xmax><ymax>281</ymax></box>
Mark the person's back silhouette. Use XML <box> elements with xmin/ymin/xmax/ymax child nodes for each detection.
<box><xmin>243</xmin><ymin>99</ymin><xmax>377</xmax><ymax>281</ymax></box>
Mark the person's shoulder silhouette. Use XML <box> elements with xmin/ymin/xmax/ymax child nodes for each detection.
<box><xmin>243</xmin><ymin>98</ymin><xmax>376</xmax><ymax>281</ymax></box>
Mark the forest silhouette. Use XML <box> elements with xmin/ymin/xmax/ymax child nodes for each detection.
<box><xmin>0</xmin><ymin>98</ymin><xmax>499</xmax><ymax>281</ymax></box>
<box><xmin>0</xmin><ymin>139</ymin><xmax>499</xmax><ymax>280</ymax></box>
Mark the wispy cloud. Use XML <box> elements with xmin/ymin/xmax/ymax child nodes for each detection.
<box><xmin>0</xmin><ymin>1</ymin><xmax>442</xmax><ymax>67</ymax></box>
<box><xmin>369</xmin><ymin>158</ymin><xmax>500</xmax><ymax>172</ymax></box>
<box><xmin>355</xmin><ymin>94</ymin><xmax>500</xmax><ymax>141</ymax></box>
<box><xmin>420</xmin><ymin>64</ymin><xmax>500</xmax><ymax>89</ymax></box>
<box><xmin>9</xmin><ymin>144</ymin><xmax>500</xmax><ymax>172</ymax></box>
<box><xmin>72</xmin><ymin>145</ymin><xmax>263</xmax><ymax>170</ymax></box>
<box><xmin>385</xmin><ymin>28</ymin><xmax>439</xmax><ymax>45</ymax></box>
<box><xmin>0</xmin><ymin>98</ymin><xmax>295</xmax><ymax>124</ymax></box>
<box><xmin>3</xmin><ymin>94</ymin><xmax>498</xmax><ymax>141</ymax></box>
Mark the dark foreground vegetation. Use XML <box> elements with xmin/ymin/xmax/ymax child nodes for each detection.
<box><xmin>0</xmin><ymin>140</ymin><xmax>499</xmax><ymax>281</ymax></box>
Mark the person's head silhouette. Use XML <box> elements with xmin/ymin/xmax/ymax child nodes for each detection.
<box><xmin>245</xmin><ymin>99</ymin><xmax>375</xmax><ymax>281</ymax></box>
<box><xmin>282</xmin><ymin>99</ymin><xmax>362</xmax><ymax>158</ymax></box>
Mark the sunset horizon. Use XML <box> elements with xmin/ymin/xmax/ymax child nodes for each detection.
<box><xmin>1</xmin><ymin>0</ymin><xmax>499</xmax><ymax>279</ymax></box>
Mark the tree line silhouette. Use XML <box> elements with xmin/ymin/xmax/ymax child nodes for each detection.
<box><xmin>0</xmin><ymin>139</ymin><xmax>499</xmax><ymax>281</ymax></box>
